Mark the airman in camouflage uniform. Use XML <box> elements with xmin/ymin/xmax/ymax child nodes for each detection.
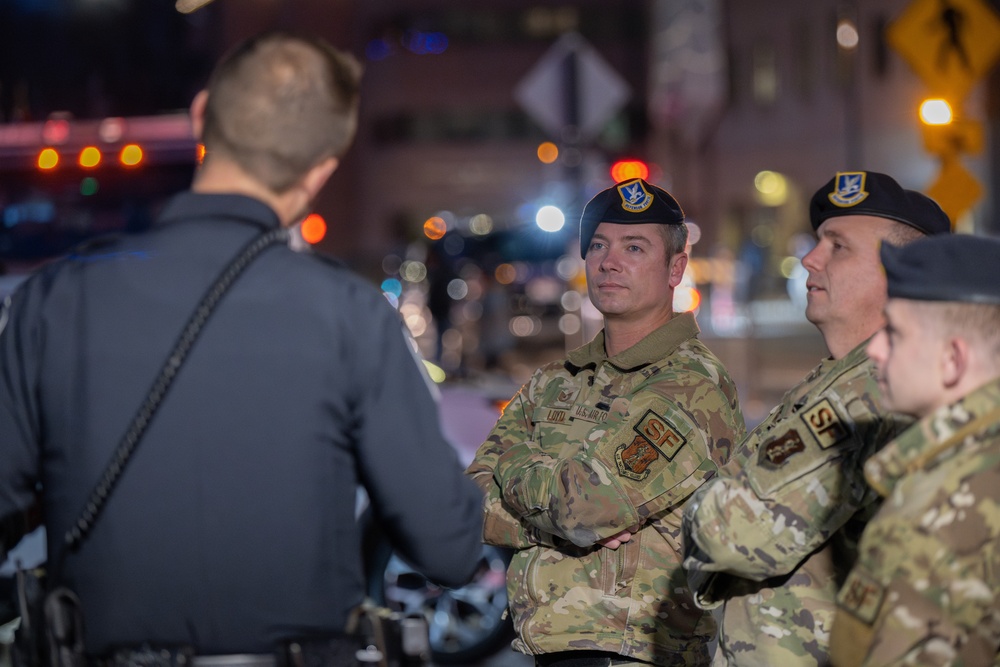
<box><xmin>467</xmin><ymin>179</ymin><xmax>745</xmax><ymax>667</ymax></box>
<box><xmin>681</xmin><ymin>172</ymin><xmax>952</xmax><ymax>666</ymax></box>
<box><xmin>830</xmin><ymin>235</ymin><xmax>1000</xmax><ymax>666</ymax></box>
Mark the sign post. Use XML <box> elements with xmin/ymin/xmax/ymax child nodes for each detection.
<box><xmin>515</xmin><ymin>33</ymin><xmax>631</xmax><ymax>216</ymax></box>
<box><xmin>887</xmin><ymin>0</ymin><xmax>1000</xmax><ymax>224</ymax></box>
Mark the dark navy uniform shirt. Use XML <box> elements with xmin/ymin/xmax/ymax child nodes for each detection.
<box><xmin>0</xmin><ymin>192</ymin><xmax>483</xmax><ymax>654</ymax></box>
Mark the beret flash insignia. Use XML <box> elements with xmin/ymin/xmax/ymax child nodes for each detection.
<box><xmin>617</xmin><ymin>179</ymin><xmax>654</xmax><ymax>213</ymax></box>
<box><xmin>828</xmin><ymin>171</ymin><xmax>869</xmax><ymax>207</ymax></box>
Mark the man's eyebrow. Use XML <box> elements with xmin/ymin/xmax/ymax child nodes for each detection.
<box><xmin>819</xmin><ymin>228</ymin><xmax>846</xmax><ymax>242</ymax></box>
<box><xmin>594</xmin><ymin>233</ymin><xmax>654</xmax><ymax>244</ymax></box>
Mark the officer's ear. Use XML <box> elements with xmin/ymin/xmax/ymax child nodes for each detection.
<box><xmin>301</xmin><ymin>156</ymin><xmax>339</xmax><ymax>202</ymax></box>
<box><xmin>190</xmin><ymin>90</ymin><xmax>209</xmax><ymax>142</ymax></box>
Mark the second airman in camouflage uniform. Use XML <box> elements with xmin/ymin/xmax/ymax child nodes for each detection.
<box><xmin>830</xmin><ymin>235</ymin><xmax>1000</xmax><ymax>666</ymax></box>
<box><xmin>468</xmin><ymin>179</ymin><xmax>745</xmax><ymax>666</ymax></box>
<box><xmin>681</xmin><ymin>172</ymin><xmax>951</xmax><ymax>666</ymax></box>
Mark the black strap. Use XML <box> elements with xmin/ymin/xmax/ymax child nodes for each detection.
<box><xmin>64</xmin><ymin>227</ymin><xmax>290</xmax><ymax>551</ymax></box>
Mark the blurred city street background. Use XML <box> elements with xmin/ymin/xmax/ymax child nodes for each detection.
<box><xmin>1</xmin><ymin>0</ymin><xmax>998</xmax><ymax>663</ymax></box>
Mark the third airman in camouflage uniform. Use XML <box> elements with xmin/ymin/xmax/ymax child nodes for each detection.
<box><xmin>681</xmin><ymin>172</ymin><xmax>951</xmax><ymax>666</ymax></box>
<box><xmin>467</xmin><ymin>178</ymin><xmax>744</xmax><ymax>666</ymax></box>
<box><xmin>830</xmin><ymin>235</ymin><xmax>1000</xmax><ymax>666</ymax></box>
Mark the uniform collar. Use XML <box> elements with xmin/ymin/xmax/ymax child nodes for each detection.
<box><xmin>828</xmin><ymin>338</ymin><xmax>873</xmax><ymax>374</ymax></box>
<box><xmin>157</xmin><ymin>191</ymin><xmax>282</xmax><ymax>231</ymax></box>
<box><xmin>864</xmin><ymin>376</ymin><xmax>1000</xmax><ymax>497</ymax></box>
<box><xmin>566</xmin><ymin>311</ymin><xmax>700</xmax><ymax>372</ymax></box>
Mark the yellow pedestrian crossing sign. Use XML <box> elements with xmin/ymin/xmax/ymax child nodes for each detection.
<box><xmin>887</xmin><ymin>0</ymin><xmax>1000</xmax><ymax>99</ymax></box>
<box><xmin>927</xmin><ymin>156</ymin><xmax>983</xmax><ymax>225</ymax></box>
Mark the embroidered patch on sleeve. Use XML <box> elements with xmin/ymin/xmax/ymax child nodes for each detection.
<box><xmin>759</xmin><ymin>429</ymin><xmax>806</xmax><ymax>469</ymax></box>
<box><xmin>633</xmin><ymin>409</ymin><xmax>686</xmax><ymax>460</ymax></box>
<box><xmin>614</xmin><ymin>410</ymin><xmax>687</xmax><ymax>481</ymax></box>
<box><xmin>801</xmin><ymin>397</ymin><xmax>850</xmax><ymax>449</ymax></box>
<box><xmin>616</xmin><ymin>436</ymin><xmax>662</xmax><ymax>481</ymax></box>
<box><xmin>838</xmin><ymin>568</ymin><xmax>885</xmax><ymax>624</ymax></box>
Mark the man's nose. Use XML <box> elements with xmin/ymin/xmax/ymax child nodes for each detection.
<box><xmin>600</xmin><ymin>248</ymin><xmax>623</xmax><ymax>271</ymax></box>
<box><xmin>801</xmin><ymin>244</ymin><xmax>824</xmax><ymax>272</ymax></box>
<box><xmin>866</xmin><ymin>329</ymin><xmax>887</xmax><ymax>365</ymax></box>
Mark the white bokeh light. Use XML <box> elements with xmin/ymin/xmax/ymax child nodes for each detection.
<box><xmin>535</xmin><ymin>205</ymin><xmax>565</xmax><ymax>232</ymax></box>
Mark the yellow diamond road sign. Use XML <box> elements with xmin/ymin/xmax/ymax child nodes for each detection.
<box><xmin>888</xmin><ymin>0</ymin><xmax>1000</xmax><ymax>99</ymax></box>
<box><xmin>927</xmin><ymin>156</ymin><xmax>983</xmax><ymax>224</ymax></box>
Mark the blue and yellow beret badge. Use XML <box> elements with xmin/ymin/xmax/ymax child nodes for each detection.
<box><xmin>828</xmin><ymin>171</ymin><xmax>870</xmax><ymax>207</ymax></box>
<box><xmin>617</xmin><ymin>178</ymin><xmax>654</xmax><ymax>213</ymax></box>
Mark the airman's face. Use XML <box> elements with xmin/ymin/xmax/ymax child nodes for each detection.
<box><xmin>866</xmin><ymin>299</ymin><xmax>944</xmax><ymax>418</ymax></box>
<box><xmin>585</xmin><ymin>222</ymin><xmax>685</xmax><ymax>324</ymax></box>
<box><xmin>801</xmin><ymin>216</ymin><xmax>894</xmax><ymax>350</ymax></box>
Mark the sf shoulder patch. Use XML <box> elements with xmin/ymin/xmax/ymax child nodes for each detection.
<box><xmin>828</xmin><ymin>171</ymin><xmax>869</xmax><ymax>207</ymax></box>
<box><xmin>838</xmin><ymin>568</ymin><xmax>885</xmax><ymax>624</ymax></box>
<box><xmin>615</xmin><ymin>410</ymin><xmax>687</xmax><ymax>480</ymax></box>
<box><xmin>759</xmin><ymin>429</ymin><xmax>806</xmax><ymax>469</ymax></box>
<box><xmin>801</xmin><ymin>398</ymin><xmax>850</xmax><ymax>449</ymax></box>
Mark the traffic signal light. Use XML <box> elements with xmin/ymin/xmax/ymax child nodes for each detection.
<box><xmin>610</xmin><ymin>159</ymin><xmax>650</xmax><ymax>183</ymax></box>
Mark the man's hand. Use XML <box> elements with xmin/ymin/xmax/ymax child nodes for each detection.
<box><xmin>597</xmin><ymin>529</ymin><xmax>636</xmax><ymax>550</ymax></box>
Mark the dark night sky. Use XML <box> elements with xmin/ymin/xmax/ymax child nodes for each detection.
<box><xmin>0</xmin><ymin>0</ymin><xmax>219</xmax><ymax>122</ymax></box>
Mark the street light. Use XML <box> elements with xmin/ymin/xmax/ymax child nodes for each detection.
<box><xmin>919</xmin><ymin>98</ymin><xmax>954</xmax><ymax>126</ymax></box>
<box><xmin>536</xmin><ymin>205</ymin><xmax>566</xmax><ymax>232</ymax></box>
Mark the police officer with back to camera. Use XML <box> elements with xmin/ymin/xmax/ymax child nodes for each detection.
<box><xmin>830</xmin><ymin>234</ymin><xmax>1000</xmax><ymax>666</ymax></box>
<box><xmin>681</xmin><ymin>171</ymin><xmax>951</xmax><ymax>666</ymax></box>
<box><xmin>0</xmin><ymin>31</ymin><xmax>483</xmax><ymax>665</ymax></box>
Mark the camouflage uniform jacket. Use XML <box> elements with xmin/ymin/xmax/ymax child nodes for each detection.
<box><xmin>466</xmin><ymin>312</ymin><xmax>745</xmax><ymax>666</ymax></box>
<box><xmin>682</xmin><ymin>341</ymin><xmax>910</xmax><ymax>666</ymax></box>
<box><xmin>831</xmin><ymin>377</ymin><xmax>1000</xmax><ymax>667</ymax></box>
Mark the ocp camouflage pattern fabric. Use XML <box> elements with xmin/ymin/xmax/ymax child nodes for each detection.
<box><xmin>683</xmin><ymin>341</ymin><xmax>910</xmax><ymax>666</ymax></box>
<box><xmin>467</xmin><ymin>313</ymin><xmax>744</xmax><ymax>666</ymax></box>
<box><xmin>831</xmin><ymin>377</ymin><xmax>1000</xmax><ymax>667</ymax></box>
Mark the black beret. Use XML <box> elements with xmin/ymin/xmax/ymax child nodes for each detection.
<box><xmin>882</xmin><ymin>234</ymin><xmax>1000</xmax><ymax>305</ymax></box>
<box><xmin>809</xmin><ymin>171</ymin><xmax>950</xmax><ymax>236</ymax></box>
<box><xmin>579</xmin><ymin>178</ymin><xmax>684</xmax><ymax>256</ymax></box>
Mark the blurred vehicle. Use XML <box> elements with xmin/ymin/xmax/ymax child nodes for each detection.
<box><xmin>363</xmin><ymin>375</ymin><xmax>517</xmax><ymax>664</ymax></box>
<box><xmin>364</xmin><ymin>525</ymin><xmax>513</xmax><ymax>664</ymax></box>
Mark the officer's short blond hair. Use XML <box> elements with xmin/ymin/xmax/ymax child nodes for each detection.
<box><xmin>201</xmin><ymin>32</ymin><xmax>361</xmax><ymax>193</ymax></box>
